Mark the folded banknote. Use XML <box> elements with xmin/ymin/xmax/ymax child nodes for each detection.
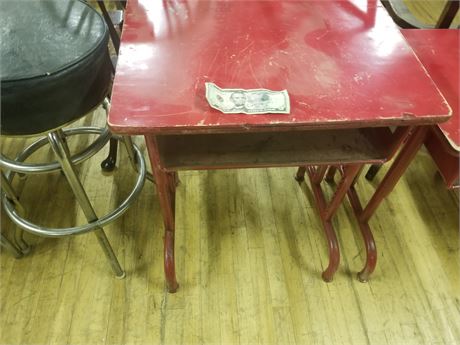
<box><xmin>205</xmin><ymin>82</ymin><xmax>290</xmax><ymax>114</ymax></box>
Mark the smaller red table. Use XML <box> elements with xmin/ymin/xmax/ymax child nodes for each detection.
<box><xmin>403</xmin><ymin>29</ymin><xmax>459</xmax><ymax>189</ymax></box>
<box><xmin>361</xmin><ymin>29</ymin><xmax>459</xmax><ymax>233</ymax></box>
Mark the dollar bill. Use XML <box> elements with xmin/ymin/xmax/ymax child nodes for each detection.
<box><xmin>205</xmin><ymin>82</ymin><xmax>290</xmax><ymax>114</ymax></box>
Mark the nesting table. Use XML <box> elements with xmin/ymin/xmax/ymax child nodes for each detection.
<box><xmin>402</xmin><ymin>29</ymin><xmax>459</xmax><ymax>189</ymax></box>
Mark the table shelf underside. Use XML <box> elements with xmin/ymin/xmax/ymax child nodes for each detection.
<box><xmin>156</xmin><ymin>127</ymin><xmax>395</xmax><ymax>171</ymax></box>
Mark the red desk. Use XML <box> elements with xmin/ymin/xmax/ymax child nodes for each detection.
<box><xmin>403</xmin><ymin>30</ymin><xmax>459</xmax><ymax>188</ymax></box>
<box><xmin>109</xmin><ymin>0</ymin><xmax>450</xmax><ymax>292</ymax></box>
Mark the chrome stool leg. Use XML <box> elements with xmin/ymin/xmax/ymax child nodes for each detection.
<box><xmin>1</xmin><ymin>171</ymin><xmax>30</xmax><ymax>254</ymax></box>
<box><xmin>47</xmin><ymin>130</ymin><xmax>125</xmax><ymax>278</ymax></box>
<box><xmin>121</xmin><ymin>136</ymin><xmax>154</xmax><ymax>182</ymax></box>
<box><xmin>122</xmin><ymin>135</ymin><xmax>138</xmax><ymax>169</ymax></box>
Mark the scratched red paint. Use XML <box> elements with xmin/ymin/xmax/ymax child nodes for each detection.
<box><xmin>401</xmin><ymin>29</ymin><xmax>459</xmax><ymax>151</ymax></box>
<box><xmin>109</xmin><ymin>0</ymin><xmax>451</xmax><ymax>134</ymax></box>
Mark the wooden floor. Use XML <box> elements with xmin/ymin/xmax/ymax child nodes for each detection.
<box><xmin>405</xmin><ymin>0</ymin><xmax>460</xmax><ymax>27</ymax></box>
<box><xmin>1</xmin><ymin>2</ymin><xmax>459</xmax><ymax>345</ymax></box>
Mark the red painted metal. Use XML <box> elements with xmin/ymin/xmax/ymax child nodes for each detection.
<box><xmin>108</xmin><ymin>0</ymin><xmax>449</xmax><ymax>135</ymax></box>
<box><xmin>145</xmin><ymin>135</ymin><xmax>179</xmax><ymax>293</ymax></box>
<box><xmin>346</xmin><ymin>185</ymin><xmax>377</xmax><ymax>282</ymax></box>
<box><xmin>402</xmin><ymin>29</ymin><xmax>459</xmax><ymax>189</ymax></box>
<box><xmin>312</xmin><ymin>166</ymin><xmax>328</xmax><ymax>184</ymax></box>
<box><xmin>306</xmin><ymin>164</ymin><xmax>362</xmax><ymax>281</ymax></box>
<box><xmin>107</xmin><ymin>1</ymin><xmax>453</xmax><ymax>289</ymax></box>
<box><xmin>307</xmin><ymin>166</ymin><xmax>341</xmax><ymax>282</ymax></box>
<box><xmin>402</xmin><ymin>29</ymin><xmax>459</xmax><ymax>152</ymax></box>
<box><xmin>324</xmin><ymin>165</ymin><xmax>362</xmax><ymax>221</ymax></box>
<box><xmin>362</xmin><ymin>126</ymin><xmax>429</xmax><ymax>222</ymax></box>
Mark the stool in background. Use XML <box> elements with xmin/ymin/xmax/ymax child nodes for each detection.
<box><xmin>0</xmin><ymin>0</ymin><xmax>146</xmax><ymax>277</ymax></box>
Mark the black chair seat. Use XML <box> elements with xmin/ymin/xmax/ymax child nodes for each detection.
<box><xmin>0</xmin><ymin>0</ymin><xmax>111</xmax><ymax>136</ymax></box>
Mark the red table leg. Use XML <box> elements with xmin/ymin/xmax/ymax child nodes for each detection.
<box><xmin>306</xmin><ymin>164</ymin><xmax>362</xmax><ymax>282</ymax></box>
<box><xmin>307</xmin><ymin>166</ymin><xmax>339</xmax><ymax>282</ymax></box>
<box><xmin>324</xmin><ymin>165</ymin><xmax>361</xmax><ymax>221</ymax></box>
<box><xmin>346</xmin><ymin>185</ymin><xmax>377</xmax><ymax>282</ymax></box>
<box><xmin>145</xmin><ymin>135</ymin><xmax>179</xmax><ymax>293</ymax></box>
<box><xmin>324</xmin><ymin>166</ymin><xmax>377</xmax><ymax>282</ymax></box>
<box><xmin>361</xmin><ymin>126</ymin><xmax>428</xmax><ymax>222</ymax></box>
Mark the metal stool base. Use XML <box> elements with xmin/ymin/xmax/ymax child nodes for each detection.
<box><xmin>1</xmin><ymin>126</ymin><xmax>146</xmax><ymax>277</ymax></box>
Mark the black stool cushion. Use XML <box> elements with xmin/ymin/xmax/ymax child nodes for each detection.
<box><xmin>0</xmin><ymin>0</ymin><xmax>111</xmax><ymax>136</ymax></box>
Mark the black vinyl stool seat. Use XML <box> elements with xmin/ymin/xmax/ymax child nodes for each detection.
<box><xmin>1</xmin><ymin>0</ymin><xmax>111</xmax><ymax>135</ymax></box>
<box><xmin>0</xmin><ymin>0</ymin><xmax>146</xmax><ymax>277</ymax></box>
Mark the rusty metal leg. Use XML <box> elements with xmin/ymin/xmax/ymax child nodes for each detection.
<box><xmin>306</xmin><ymin>166</ymin><xmax>339</xmax><ymax>282</ymax></box>
<box><xmin>325</xmin><ymin>166</ymin><xmax>337</xmax><ymax>183</ymax></box>
<box><xmin>295</xmin><ymin>166</ymin><xmax>307</xmax><ymax>183</ymax></box>
<box><xmin>361</xmin><ymin>126</ymin><xmax>428</xmax><ymax>223</ymax></box>
<box><xmin>145</xmin><ymin>135</ymin><xmax>178</xmax><ymax>293</ymax></box>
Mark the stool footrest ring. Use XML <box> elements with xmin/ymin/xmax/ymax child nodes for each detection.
<box><xmin>2</xmin><ymin>132</ymin><xmax>146</xmax><ymax>237</ymax></box>
<box><xmin>1</xmin><ymin>127</ymin><xmax>111</xmax><ymax>174</ymax></box>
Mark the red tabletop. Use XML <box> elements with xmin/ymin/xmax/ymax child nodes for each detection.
<box><xmin>401</xmin><ymin>29</ymin><xmax>459</xmax><ymax>151</ymax></box>
<box><xmin>109</xmin><ymin>0</ymin><xmax>451</xmax><ymax>134</ymax></box>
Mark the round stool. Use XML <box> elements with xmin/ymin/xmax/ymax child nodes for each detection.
<box><xmin>0</xmin><ymin>0</ymin><xmax>146</xmax><ymax>278</ymax></box>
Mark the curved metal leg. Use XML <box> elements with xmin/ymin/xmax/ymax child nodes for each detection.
<box><xmin>48</xmin><ymin>130</ymin><xmax>125</xmax><ymax>278</ymax></box>
<box><xmin>145</xmin><ymin>135</ymin><xmax>178</xmax><ymax>293</ymax></box>
<box><xmin>320</xmin><ymin>221</ymin><xmax>340</xmax><ymax>282</ymax></box>
<box><xmin>306</xmin><ymin>165</ymin><xmax>362</xmax><ymax>282</ymax></box>
<box><xmin>347</xmin><ymin>185</ymin><xmax>377</xmax><ymax>282</ymax></box>
<box><xmin>306</xmin><ymin>166</ymin><xmax>340</xmax><ymax>282</ymax></box>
